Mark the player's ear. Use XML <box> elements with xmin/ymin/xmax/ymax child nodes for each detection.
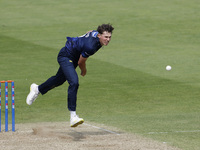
<box><xmin>97</xmin><ymin>33</ymin><xmax>101</xmax><ymax>38</ymax></box>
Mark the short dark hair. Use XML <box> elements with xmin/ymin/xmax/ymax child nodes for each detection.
<box><xmin>97</xmin><ymin>23</ymin><xmax>114</xmax><ymax>34</ymax></box>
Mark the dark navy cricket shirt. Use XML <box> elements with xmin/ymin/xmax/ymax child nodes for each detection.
<box><xmin>64</xmin><ymin>30</ymin><xmax>102</xmax><ymax>66</ymax></box>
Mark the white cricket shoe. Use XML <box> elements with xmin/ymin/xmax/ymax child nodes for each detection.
<box><xmin>70</xmin><ymin>115</ymin><xmax>84</xmax><ymax>127</ymax></box>
<box><xmin>26</xmin><ymin>83</ymin><xmax>40</xmax><ymax>105</ymax></box>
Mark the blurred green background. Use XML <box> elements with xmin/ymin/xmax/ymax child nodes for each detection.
<box><xmin>0</xmin><ymin>0</ymin><xmax>200</xmax><ymax>149</ymax></box>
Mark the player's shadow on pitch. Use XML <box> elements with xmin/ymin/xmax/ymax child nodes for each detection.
<box><xmin>68</xmin><ymin>130</ymin><xmax>111</xmax><ymax>141</ymax></box>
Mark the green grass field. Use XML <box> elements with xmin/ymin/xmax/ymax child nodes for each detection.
<box><xmin>0</xmin><ymin>0</ymin><xmax>200</xmax><ymax>149</ymax></box>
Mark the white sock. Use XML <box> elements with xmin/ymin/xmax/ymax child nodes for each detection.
<box><xmin>37</xmin><ymin>86</ymin><xmax>40</xmax><ymax>94</ymax></box>
<box><xmin>70</xmin><ymin>111</ymin><xmax>76</xmax><ymax>118</ymax></box>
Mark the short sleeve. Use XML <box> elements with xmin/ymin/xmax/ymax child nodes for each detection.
<box><xmin>81</xmin><ymin>50</ymin><xmax>94</xmax><ymax>58</ymax></box>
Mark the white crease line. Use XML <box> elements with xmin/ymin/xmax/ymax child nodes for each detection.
<box><xmin>17</xmin><ymin>130</ymin><xmax>33</xmax><ymax>133</ymax></box>
<box><xmin>148</xmin><ymin>130</ymin><xmax>200</xmax><ymax>134</ymax></box>
<box><xmin>83</xmin><ymin>123</ymin><xmax>120</xmax><ymax>135</ymax></box>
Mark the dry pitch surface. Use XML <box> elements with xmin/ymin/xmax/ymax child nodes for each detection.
<box><xmin>0</xmin><ymin>122</ymin><xmax>181</xmax><ymax>150</ymax></box>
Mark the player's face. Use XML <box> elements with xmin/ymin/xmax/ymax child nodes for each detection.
<box><xmin>98</xmin><ymin>31</ymin><xmax>112</xmax><ymax>46</ymax></box>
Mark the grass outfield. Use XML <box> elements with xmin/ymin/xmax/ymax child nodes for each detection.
<box><xmin>0</xmin><ymin>0</ymin><xmax>200</xmax><ymax>149</ymax></box>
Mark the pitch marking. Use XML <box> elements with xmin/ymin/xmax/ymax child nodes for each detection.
<box><xmin>148</xmin><ymin>130</ymin><xmax>200</xmax><ymax>134</ymax></box>
<box><xmin>83</xmin><ymin>123</ymin><xmax>120</xmax><ymax>135</ymax></box>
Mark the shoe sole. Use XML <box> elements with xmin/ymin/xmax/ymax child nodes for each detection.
<box><xmin>71</xmin><ymin>119</ymin><xmax>84</xmax><ymax>127</ymax></box>
<box><xmin>26</xmin><ymin>84</ymin><xmax>38</xmax><ymax>105</ymax></box>
<box><xmin>26</xmin><ymin>90</ymin><xmax>34</xmax><ymax>105</ymax></box>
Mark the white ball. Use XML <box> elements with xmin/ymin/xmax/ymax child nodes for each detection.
<box><xmin>166</xmin><ymin>65</ymin><xmax>172</xmax><ymax>71</ymax></box>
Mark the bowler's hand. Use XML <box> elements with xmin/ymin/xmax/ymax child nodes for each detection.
<box><xmin>81</xmin><ymin>69</ymin><xmax>87</xmax><ymax>76</ymax></box>
<box><xmin>78</xmin><ymin>55</ymin><xmax>88</xmax><ymax>77</ymax></box>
